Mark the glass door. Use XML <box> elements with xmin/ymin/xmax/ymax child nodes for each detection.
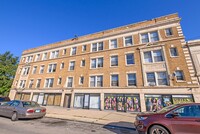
<box><xmin>83</xmin><ymin>94</ymin><xmax>90</xmax><ymax>109</ymax></box>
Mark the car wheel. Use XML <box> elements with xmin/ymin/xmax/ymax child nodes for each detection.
<box><xmin>149</xmin><ymin>125</ymin><xmax>170</xmax><ymax>134</ymax></box>
<box><xmin>11</xmin><ymin>112</ymin><xmax>18</xmax><ymax>121</ymax></box>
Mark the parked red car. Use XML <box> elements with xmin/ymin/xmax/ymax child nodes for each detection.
<box><xmin>134</xmin><ymin>103</ymin><xmax>200</xmax><ymax>134</ymax></box>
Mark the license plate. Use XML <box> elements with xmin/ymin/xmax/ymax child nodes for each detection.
<box><xmin>35</xmin><ymin>109</ymin><xmax>41</xmax><ymax>113</ymax></box>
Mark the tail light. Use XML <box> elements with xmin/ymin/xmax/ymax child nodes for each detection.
<box><xmin>27</xmin><ymin>109</ymin><xmax>34</xmax><ymax>113</ymax></box>
<box><xmin>41</xmin><ymin>109</ymin><xmax>46</xmax><ymax>113</ymax></box>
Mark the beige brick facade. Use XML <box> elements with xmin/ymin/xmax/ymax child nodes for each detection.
<box><xmin>9</xmin><ymin>13</ymin><xmax>200</xmax><ymax>112</ymax></box>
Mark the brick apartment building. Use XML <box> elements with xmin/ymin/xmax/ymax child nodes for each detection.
<box><xmin>9</xmin><ymin>13</ymin><xmax>200</xmax><ymax>112</ymax></box>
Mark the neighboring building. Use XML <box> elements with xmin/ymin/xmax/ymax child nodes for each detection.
<box><xmin>9</xmin><ymin>13</ymin><xmax>200</xmax><ymax>112</ymax></box>
<box><xmin>187</xmin><ymin>40</ymin><xmax>200</xmax><ymax>83</ymax></box>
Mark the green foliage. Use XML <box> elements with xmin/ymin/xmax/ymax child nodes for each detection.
<box><xmin>0</xmin><ymin>51</ymin><xmax>18</xmax><ymax>96</ymax></box>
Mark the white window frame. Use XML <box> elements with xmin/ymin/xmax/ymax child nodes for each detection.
<box><xmin>19</xmin><ymin>80</ymin><xmax>26</xmax><ymax>88</ymax></box>
<box><xmin>35</xmin><ymin>54</ymin><xmax>40</xmax><ymax>61</ymax></box>
<box><xmin>71</xmin><ymin>47</ymin><xmax>77</xmax><ymax>56</ymax></box>
<box><xmin>79</xmin><ymin>76</ymin><xmax>84</xmax><ymax>85</ymax></box>
<box><xmin>81</xmin><ymin>59</ymin><xmax>86</xmax><ymax>67</ymax></box>
<box><xmin>89</xmin><ymin>75</ymin><xmax>103</xmax><ymax>87</ymax></box>
<box><xmin>110</xmin><ymin>55</ymin><xmax>118</xmax><ymax>67</ymax></box>
<box><xmin>36</xmin><ymin>79</ymin><xmax>41</xmax><ymax>88</ymax></box>
<box><xmin>110</xmin><ymin>74</ymin><xmax>119</xmax><ymax>87</ymax></box>
<box><xmin>42</xmin><ymin>53</ymin><xmax>47</xmax><ymax>60</ymax></box>
<box><xmin>146</xmin><ymin>72</ymin><xmax>168</xmax><ymax>86</ymax></box>
<box><xmin>62</xmin><ymin>49</ymin><xmax>67</xmax><ymax>55</ymax></box>
<box><xmin>57</xmin><ymin>77</ymin><xmax>62</xmax><ymax>85</ymax></box>
<box><xmin>66</xmin><ymin>77</ymin><xmax>74</xmax><ymax>88</ymax></box>
<box><xmin>60</xmin><ymin>62</ymin><xmax>64</xmax><ymax>69</ymax></box>
<box><xmin>32</xmin><ymin>66</ymin><xmax>37</xmax><ymax>74</ymax></box>
<box><xmin>140</xmin><ymin>31</ymin><xmax>159</xmax><ymax>44</ymax></box>
<box><xmin>47</xmin><ymin>63</ymin><xmax>57</xmax><ymax>73</ymax></box>
<box><xmin>69</xmin><ymin>61</ymin><xmax>75</xmax><ymax>71</ymax></box>
<box><xmin>165</xmin><ymin>28</ymin><xmax>173</xmax><ymax>37</ymax></box>
<box><xmin>39</xmin><ymin>65</ymin><xmax>45</xmax><ymax>74</ymax></box>
<box><xmin>25</xmin><ymin>55</ymin><xmax>33</xmax><ymax>63</ymax></box>
<box><xmin>22</xmin><ymin>67</ymin><xmax>30</xmax><ymax>75</ymax></box>
<box><xmin>109</xmin><ymin>39</ymin><xmax>118</xmax><ymax>49</ymax></box>
<box><xmin>170</xmin><ymin>47</ymin><xmax>178</xmax><ymax>57</ymax></box>
<box><xmin>91</xmin><ymin>42</ymin><xmax>104</xmax><ymax>52</ymax></box>
<box><xmin>143</xmin><ymin>49</ymin><xmax>164</xmax><ymax>63</ymax></box>
<box><xmin>124</xmin><ymin>36</ymin><xmax>133</xmax><ymax>46</ymax></box>
<box><xmin>29</xmin><ymin>79</ymin><xmax>34</xmax><ymax>88</ymax></box>
<box><xmin>90</xmin><ymin>57</ymin><xmax>103</xmax><ymax>69</ymax></box>
<box><xmin>44</xmin><ymin>78</ymin><xmax>54</xmax><ymax>88</ymax></box>
<box><xmin>125</xmin><ymin>53</ymin><xmax>135</xmax><ymax>65</ymax></box>
<box><xmin>82</xmin><ymin>45</ymin><xmax>87</xmax><ymax>52</ymax></box>
<box><xmin>50</xmin><ymin>50</ymin><xmax>59</xmax><ymax>59</ymax></box>
<box><xmin>126</xmin><ymin>73</ymin><xmax>136</xmax><ymax>87</ymax></box>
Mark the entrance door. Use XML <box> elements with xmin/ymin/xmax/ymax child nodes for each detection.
<box><xmin>83</xmin><ymin>94</ymin><xmax>90</xmax><ymax>109</ymax></box>
<box><xmin>64</xmin><ymin>94</ymin><xmax>71</xmax><ymax>108</ymax></box>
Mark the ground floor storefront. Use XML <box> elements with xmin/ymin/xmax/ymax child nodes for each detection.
<box><xmin>9</xmin><ymin>87</ymin><xmax>200</xmax><ymax>112</ymax></box>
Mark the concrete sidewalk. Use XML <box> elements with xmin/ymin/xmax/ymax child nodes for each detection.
<box><xmin>45</xmin><ymin>106</ymin><xmax>137</xmax><ymax>129</ymax></box>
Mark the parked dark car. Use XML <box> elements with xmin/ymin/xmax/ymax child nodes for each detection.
<box><xmin>0</xmin><ymin>100</ymin><xmax>46</xmax><ymax>121</ymax></box>
<box><xmin>134</xmin><ymin>103</ymin><xmax>200</xmax><ymax>134</ymax></box>
<box><xmin>0</xmin><ymin>97</ymin><xmax>10</xmax><ymax>105</ymax></box>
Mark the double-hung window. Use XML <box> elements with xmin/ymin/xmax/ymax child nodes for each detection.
<box><xmin>19</xmin><ymin>80</ymin><xmax>26</xmax><ymax>88</ymax></box>
<box><xmin>45</xmin><ymin>78</ymin><xmax>54</xmax><ymax>88</ymax></box>
<box><xmin>175</xmin><ymin>70</ymin><xmax>184</xmax><ymax>81</ymax></box>
<box><xmin>91</xmin><ymin>57</ymin><xmax>103</xmax><ymax>69</ymax></box>
<box><xmin>50</xmin><ymin>51</ymin><xmax>59</xmax><ymax>59</ymax></box>
<box><xmin>127</xmin><ymin>73</ymin><xmax>136</xmax><ymax>86</ymax></box>
<box><xmin>90</xmin><ymin>76</ymin><xmax>103</xmax><ymax>87</ymax></box>
<box><xmin>111</xmin><ymin>74</ymin><xmax>119</xmax><ymax>87</ymax></box>
<box><xmin>40</xmin><ymin>65</ymin><xmax>45</xmax><ymax>74</ymax></box>
<box><xmin>35</xmin><ymin>54</ymin><xmax>40</xmax><ymax>61</ymax></box>
<box><xmin>141</xmin><ymin>31</ymin><xmax>159</xmax><ymax>43</ymax></box>
<box><xmin>32</xmin><ymin>66</ymin><xmax>37</xmax><ymax>74</ymax></box>
<box><xmin>126</xmin><ymin>53</ymin><xmax>135</xmax><ymax>65</ymax></box>
<box><xmin>67</xmin><ymin>77</ymin><xmax>73</xmax><ymax>87</ymax></box>
<box><xmin>29</xmin><ymin>80</ymin><xmax>34</xmax><ymax>88</ymax></box>
<box><xmin>124</xmin><ymin>36</ymin><xmax>133</xmax><ymax>46</ymax></box>
<box><xmin>111</xmin><ymin>55</ymin><xmax>118</xmax><ymax>67</ymax></box>
<box><xmin>81</xmin><ymin>60</ymin><xmax>85</xmax><ymax>67</ymax></box>
<box><xmin>60</xmin><ymin>62</ymin><xmax>64</xmax><ymax>69</ymax></box>
<box><xmin>42</xmin><ymin>53</ymin><xmax>47</xmax><ymax>60</ymax></box>
<box><xmin>146</xmin><ymin>72</ymin><xmax>167</xmax><ymax>86</ymax></box>
<box><xmin>79</xmin><ymin>76</ymin><xmax>84</xmax><ymax>85</ymax></box>
<box><xmin>165</xmin><ymin>28</ymin><xmax>173</xmax><ymax>36</ymax></box>
<box><xmin>82</xmin><ymin>45</ymin><xmax>87</xmax><ymax>52</ymax></box>
<box><xmin>91</xmin><ymin>42</ymin><xmax>103</xmax><ymax>52</ymax></box>
<box><xmin>26</xmin><ymin>56</ymin><xmax>33</xmax><ymax>63</ymax></box>
<box><xmin>57</xmin><ymin>77</ymin><xmax>62</xmax><ymax>85</ymax></box>
<box><xmin>48</xmin><ymin>64</ymin><xmax>57</xmax><ymax>73</ymax></box>
<box><xmin>36</xmin><ymin>79</ymin><xmax>41</xmax><ymax>88</ymax></box>
<box><xmin>22</xmin><ymin>67</ymin><xmax>30</xmax><ymax>75</ymax></box>
<box><xmin>144</xmin><ymin>50</ymin><xmax>164</xmax><ymax>63</ymax></box>
<box><xmin>71</xmin><ymin>47</ymin><xmax>77</xmax><ymax>55</ymax></box>
<box><xmin>69</xmin><ymin>61</ymin><xmax>75</xmax><ymax>71</ymax></box>
<box><xmin>170</xmin><ymin>47</ymin><xmax>178</xmax><ymax>57</ymax></box>
<box><xmin>110</xmin><ymin>39</ymin><xmax>117</xmax><ymax>49</ymax></box>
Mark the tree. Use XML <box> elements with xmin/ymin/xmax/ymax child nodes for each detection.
<box><xmin>0</xmin><ymin>51</ymin><xmax>18</xmax><ymax>96</ymax></box>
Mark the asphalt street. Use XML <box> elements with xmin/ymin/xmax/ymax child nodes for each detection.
<box><xmin>0</xmin><ymin>116</ymin><xmax>138</xmax><ymax>134</ymax></box>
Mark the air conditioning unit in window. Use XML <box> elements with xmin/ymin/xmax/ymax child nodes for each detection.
<box><xmin>149</xmin><ymin>82</ymin><xmax>156</xmax><ymax>86</ymax></box>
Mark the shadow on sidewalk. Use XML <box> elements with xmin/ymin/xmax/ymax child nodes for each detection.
<box><xmin>103</xmin><ymin>121</ymin><xmax>136</xmax><ymax>133</ymax></box>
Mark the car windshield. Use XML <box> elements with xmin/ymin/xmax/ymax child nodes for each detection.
<box><xmin>156</xmin><ymin>104</ymin><xmax>180</xmax><ymax>113</ymax></box>
<box><xmin>22</xmin><ymin>101</ymin><xmax>40</xmax><ymax>107</ymax></box>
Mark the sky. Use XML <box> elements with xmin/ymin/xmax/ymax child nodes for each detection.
<box><xmin>0</xmin><ymin>0</ymin><xmax>200</xmax><ymax>57</ymax></box>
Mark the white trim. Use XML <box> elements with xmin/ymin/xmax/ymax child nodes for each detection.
<box><xmin>109</xmin><ymin>38</ymin><xmax>118</xmax><ymax>49</ymax></box>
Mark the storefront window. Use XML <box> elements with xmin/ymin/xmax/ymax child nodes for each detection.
<box><xmin>74</xmin><ymin>94</ymin><xmax>84</xmax><ymax>108</ymax></box>
<box><xmin>104</xmin><ymin>94</ymin><xmax>141</xmax><ymax>112</ymax></box>
<box><xmin>145</xmin><ymin>94</ymin><xmax>194</xmax><ymax>112</ymax></box>
<box><xmin>172</xmin><ymin>95</ymin><xmax>193</xmax><ymax>104</ymax></box>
